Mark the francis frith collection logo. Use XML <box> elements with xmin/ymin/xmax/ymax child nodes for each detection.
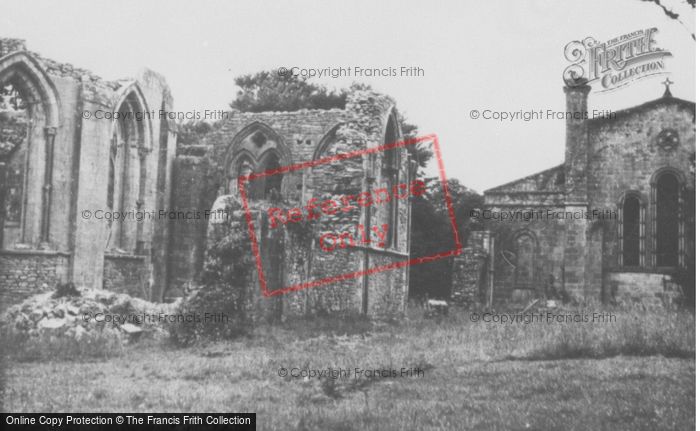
<box><xmin>563</xmin><ymin>28</ymin><xmax>672</xmax><ymax>92</ymax></box>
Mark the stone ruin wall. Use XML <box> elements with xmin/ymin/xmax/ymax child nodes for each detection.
<box><xmin>170</xmin><ymin>91</ymin><xmax>411</xmax><ymax>320</ymax></box>
<box><xmin>0</xmin><ymin>38</ymin><xmax>176</xmax><ymax>309</ymax></box>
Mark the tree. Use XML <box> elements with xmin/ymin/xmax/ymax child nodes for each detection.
<box><xmin>177</xmin><ymin>120</ymin><xmax>213</xmax><ymax>147</ymax></box>
<box><xmin>639</xmin><ymin>0</ymin><xmax>695</xmax><ymax>40</ymax></box>
<box><xmin>231</xmin><ymin>70</ymin><xmax>346</xmax><ymax>112</ymax></box>
<box><xmin>409</xmin><ymin>178</ymin><xmax>484</xmax><ymax>299</ymax></box>
<box><xmin>395</xmin><ymin>112</ymin><xmax>433</xmax><ymax>174</ymax></box>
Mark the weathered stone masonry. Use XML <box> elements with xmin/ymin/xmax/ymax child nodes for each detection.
<box><xmin>0</xmin><ymin>38</ymin><xmax>177</xmax><ymax>310</ymax></box>
<box><xmin>0</xmin><ymin>38</ymin><xmax>412</xmax><ymax>319</ymax></box>
<box><xmin>470</xmin><ymin>84</ymin><xmax>695</xmax><ymax>306</ymax></box>
<box><xmin>170</xmin><ymin>92</ymin><xmax>414</xmax><ymax>319</ymax></box>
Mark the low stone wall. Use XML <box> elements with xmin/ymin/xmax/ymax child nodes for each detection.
<box><xmin>605</xmin><ymin>271</ymin><xmax>683</xmax><ymax>307</ymax></box>
<box><xmin>451</xmin><ymin>247</ymin><xmax>488</xmax><ymax>308</ymax></box>
<box><xmin>0</xmin><ymin>249</ymin><xmax>70</xmax><ymax>311</ymax></box>
<box><xmin>451</xmin><ymin>231</ymin><xmax>493</xmax><ymax>308</ymax></box>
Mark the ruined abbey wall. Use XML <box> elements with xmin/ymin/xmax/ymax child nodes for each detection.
<box><xmin>0</xmin><ymin>38</ymin><xmax>177</xmax><ymax>309</ymax></box>
<box><xmin>170</xmin><ymin>92</ymin><xmax>413</xmax><ymax>319</ymax></box>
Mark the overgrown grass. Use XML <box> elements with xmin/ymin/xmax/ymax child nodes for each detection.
<box><xmin>2</xmin><ymin>306</ymin><xmax>694</xmax><ymax>362</ymax></box>
<box><xmin>0</xmin><ymin>329</ymin><xmax>125</xmax><ymax>362</ymax></box>
<box><xmin>1</xmin><ymin>306</ymin><xmax>695</xmax><ymax>430</ymax></box>
<box><xmin>380</xmin><ymin>305</ymin><xmax>694</xmax><ymax>362</ymax></box>
<box><xmin>522</xmin><ymin>308</ymin><xmax>695</xmax><ymax>360</ymax></box>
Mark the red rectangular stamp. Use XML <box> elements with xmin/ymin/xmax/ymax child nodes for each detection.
<box><xmin>238</xmin><ymin>134</ymin><xmax>461</xmax><ymax>297</ymax></box>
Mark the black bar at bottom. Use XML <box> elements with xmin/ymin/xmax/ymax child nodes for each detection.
<box><xmin>2</xmin><ymin>413</ymin><xmax>256</xmax><ymax>430</ymax></box>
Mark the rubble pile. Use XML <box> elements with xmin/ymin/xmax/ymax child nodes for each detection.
<box><xmin>0</xmin><ymin>285</ymin><xmax>180</xmax><ymax>343</ymax></box>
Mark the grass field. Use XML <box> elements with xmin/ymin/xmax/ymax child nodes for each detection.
<box><xmin>0</xmin><ymin>307</ymin><xmax>695</xmax><ymax>430</ymax></box>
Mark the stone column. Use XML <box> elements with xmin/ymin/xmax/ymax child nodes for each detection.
<box><xmin>39</xmin><ymin>126</ymin><xmax>57</xmax><ymax>248</ymax></box>
<box><xmin>135</xmin><ymin>146</ymin><xmax>149</xmax><ymax>255</ymax></box>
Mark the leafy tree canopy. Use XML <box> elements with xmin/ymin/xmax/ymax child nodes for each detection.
<box><xmin>231</xmin><ymin>70</ymin><xmax>347</xmax><ymax>112</ymax></box>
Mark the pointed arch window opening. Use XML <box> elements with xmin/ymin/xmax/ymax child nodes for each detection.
<box><xmin>106</xmin><ymin>93</ymin><xmax>149</xmax><ymax>254</ymax></box>
<box><xmin>1</xmin><ymin>82</ymin><xmax>29</xmax><ymax>228</ymax></box>
<box><xmin>617</xmin><ymin>193</ymin><xmax>646</xmax><ymax>268</ymax></box>
<box><xmin>1</xmin><ymin>55</ymin><xmax>63</xmax><ymax>249</ymax></box>
<box><xmin>0</xmin><ymin>79</ymin><xmax>42</xmax><ymax>248</ymax></box>
<box><xmin>653</xmin><ymin>172</ymin><xmax>684</xmax><ymax>268</ymax></box>
<box><xmin>224</xmin><ymin>124</ymin><xmax>291</xmax><ymax>201</ymax></box>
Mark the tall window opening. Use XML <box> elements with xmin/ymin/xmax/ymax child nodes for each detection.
<box><xmin>622</xmin><ymin>195</ymin><xmax>643</xmax><ymax>267</ymax></box>
<box><xmin>383</xmin><ymin>114</ymin><xmax>400</xmax><ymax>249</ymax></box>
<box><xmin>1</xmin><ymin>54</ymin><xmax>61</xmax><ymax>248</ymax></box>
<box><xmin>1</xmin><ymin>83</ymin><xmax>28</xmax><ymax>228</ymax></box>
<box><xmin>224</xmin><ymin>123</ymin><xmax>288</xmax><ymax>201</ymax></box>
<box><xmin>106</xmin><ymin>91</ymin><xmax>148</xmax><ymax>253</ymax></box>
<box><xmin>260</xmin><ymin>153</ymin><xmax>282</xmax><ymax>200</ymax></box>
<box><xmin>657</xmin><ymin>173</ymin><xmax>680</xmax><ymax>267</ymax></box>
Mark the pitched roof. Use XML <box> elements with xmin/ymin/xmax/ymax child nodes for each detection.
<box><xmin>484</xmin><ymin>94</ymin><xmax>695</xmax><ymax>196</ymax></box>
<box><xmin>588</xmin><ymin>95</ymin><xmax>695</xmax><ymax>125</ymax></box>
<box><xmin>484</xmin><ymin>164</ymin><xmax>565</xmax><ymax>195</ymax></box>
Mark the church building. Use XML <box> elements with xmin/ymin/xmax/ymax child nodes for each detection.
<box><xmin>481</xmin><ymin>81</ymin><xmax>695</xmax><ymax>305</ymax></box>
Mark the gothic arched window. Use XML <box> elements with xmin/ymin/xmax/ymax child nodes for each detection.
<box><xmin>618</xmin><ymin>193</ymin><xmax>646</xmax><ymax>267</ymax></box>
<box><xmin>1</xmin><ymin>83</ymin><xmax>28</xmax><ymax>228</ymax></box>
<box><xmin>106</xmin><ymin>91</ymin><xmax>149</xmax><ymax>253</ymax></box>
<box><xmin>224</xmin><ymin>123</ymin><xmax>289</xmax><ymax>201</ymax></box>
<box><xmin>0</xmin><ymin>53</ymin><xmax>60</xmax><ymax>249</ymax></box>
<box><xmin>656</xmin><ymin>173</ymin><xmax>681</xmax><ymax>267</ymax></box>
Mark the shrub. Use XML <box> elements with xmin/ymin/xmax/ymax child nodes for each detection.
<box><xmin>169</xmin><ymin>198</ymin><xmax>254</xmax><ymax>345</ymax></box>
<box><xmin>52</xmin><ymin>282</ymin><xmax>80</xmax><ymax>299</ymax></box>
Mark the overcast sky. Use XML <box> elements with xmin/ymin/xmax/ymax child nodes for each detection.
<box><xmin>2</xmin><ymin>0</ymin><xmax>695</xmax><ymax>192</ymax></box>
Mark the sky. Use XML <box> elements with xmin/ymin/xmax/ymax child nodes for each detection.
<box><xmin>1</xmin><ymin>0</ymin><xmax>696</xmax><ymax>192</ymax></box>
